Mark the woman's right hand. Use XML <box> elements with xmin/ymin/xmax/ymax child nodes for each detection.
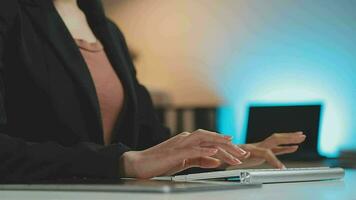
<box><xmin>120</xmin><ymin>129</ymin><xmax>248</xmax><ymax>179</ymax></box>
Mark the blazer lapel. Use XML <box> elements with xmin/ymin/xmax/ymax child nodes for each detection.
<box><xmin>97</xmin><ymin>28</ymin><xmax>140</xmax><ymax>147</ymax></box>
<box><xmin>21</xmin><ymin>0</ymin><xmax>104</xmax><ymax>142</ymax></box>
<box><xmin>79</xmin><ymin>0</ymin><xmax>140</xmax><ymax>147</ymax></box>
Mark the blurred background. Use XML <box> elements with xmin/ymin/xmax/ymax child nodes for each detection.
<box><xmin>102</xmin><ymin>0</ymin><xmax>356</xmax><ymax>160</ymax></box>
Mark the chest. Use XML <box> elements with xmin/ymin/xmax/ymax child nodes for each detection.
<box><xmin>3</xmin><ymin>4</ymin><xmax>139</xmax><ymax>146</ymax></box>
<box><xmin>3</xmin><ymin>11</ymin><xmax>100</xmax><ymax>143</ymax></box>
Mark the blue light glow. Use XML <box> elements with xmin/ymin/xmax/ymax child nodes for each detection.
<box><xmin>215</xmin><ymin>0</ymin><xmax>356</xmax><ymax>158</ymax></box>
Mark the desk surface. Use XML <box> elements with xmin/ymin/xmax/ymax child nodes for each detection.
<box><xmin>0</xmin><ymin>170</ymin><xmax>355</xmax><ymax>200</ymax></box>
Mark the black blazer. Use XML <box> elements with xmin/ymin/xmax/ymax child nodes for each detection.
<box><xmin>0</xmin><ymin>0</ymin><xmax>170</xmax><ymax>182</ymax></box>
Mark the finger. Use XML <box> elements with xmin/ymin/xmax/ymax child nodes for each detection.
<box><xmin>179</xmin><ymin>132</ymin><xmax>192</xmax><ymax>137</ymax></box>
<box><xmin>213</xmin><ymin>147</ymin><xmax>242</xmax><ymax>166</ymax></box>
<box><xmin>240</xmin><ymin>151</ymin><xmax>251</xmax><ymax>160</ymax></box>
<box><xmin>159</xmin><ymin>146</ymin><xmax>219</xmax><ymax>176</ymax></box>
<box><xmin>155</xmin><ymin>132</ymin><xmax>191</xmax><ymax>147</ymax></box>
<box><xmin>182</xmin><ymin>129</ymin><xmax>232</xmax><ymax>146</ymax></box>
<box><xmin>272</xmin><ymin>145</ymin><xmax>299</xmax><ymax>155</ymax></box>
<box><xmin>165</xmin><ymin>157</ymin><xmax>221</xmax><ymax>176</ymax></box>
<box><xmin>249</xmin><ymin>146</ymin><xmax>285</xmax><ymax>169</ymax></box>
<box><xmin>200</xmin><ymin>142</ymin><xmax>248</xmax><ymax>158</ymax></box>
<box><xmin>185</xmin><ymin>157</ymin><xmax>222</xmax><ymax>169</ymax></box>
<box><xmin>263</xmin><ymin>132</ymin><xmax>306</xmax><ymax>147</ymax></box>
<box><xmin>239</xmin><ymin>144</ymin><xmax>259</xmax><ymax>159</ymax></box>
<box><xmin>171</xmin><ymin>146</ymin><xmax>219</xmax><ymax>164</ymax></box>
<box><xmin>212</xmin><ymin>151</ymin><xmax>250</xmax><ymax>170</ymax></box>
<box><xmin>275</xmin><ymin>131</ymin><xmax>304</xmax><ymax>134</ymax></box>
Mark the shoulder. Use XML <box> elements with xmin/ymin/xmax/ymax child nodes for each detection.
<box><xmin>106</xmin><ymin>19</ymin><xmax>125</xmax><ymax>39</ymax></box>
<box><xmin>105</xmin><ymin>19</ymin><xmax>138</xmax><ymax>76</ymax></box>
<box><xmin>106</xmin><ymin>19</ymin><xmax>130</xmax><ymax>52</ymax></box>
<box><xmin>106</xmin><ymin>19</ymin><xmax>129</xmax><ymax>54</ymax></box>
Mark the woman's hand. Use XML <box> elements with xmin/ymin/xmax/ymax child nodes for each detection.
<box><xmin>229</xmin><ymin>132</ymin><xmax>306</xmax><ymax>169</ymax></box>
<box><xmin>120</xmin><ymin>129</ymin><xmax>248</xmax><ymax>179</ymax></box>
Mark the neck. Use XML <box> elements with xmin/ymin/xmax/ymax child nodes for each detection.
<box><xmin>53</xmin><ymin>0</ymin><xmax>80</xmax><ymax>14</ymax></box>
<box><xmin>53</xmin><ymin>0</ymin><xmax>82</xmax><ymax>20</ymax></box>
<box><xmin>53</xmin><ymin>0</ymin><xmax>98</xmax><ymax>43</ymax></box>
<box><xmin>53</xmin><ymin>0</ymin><xmax>77</xmax><ymax>6</ymax></box>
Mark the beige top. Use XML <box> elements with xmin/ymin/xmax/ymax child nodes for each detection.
<box><xmin>75</xmin><ymin>39</ymin><xmax>124</xmax><ymax>145</ymax></box>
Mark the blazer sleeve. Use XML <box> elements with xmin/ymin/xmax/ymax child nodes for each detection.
<box><xmin>0</xmin><ymin>2</ymin><xmax>130</xmax><ymax>182</ymax></box>
<box><xmin>107</xmin><ymin>20</ymin><xmax>171</xmax><ymax>150</ymax></box>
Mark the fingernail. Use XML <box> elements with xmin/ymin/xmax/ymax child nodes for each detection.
<box><xmin>296</xmin><ymin>131</ymin><xmax>304</xmax><ymax>134</ymax></box>
<box><xmin>244</xmin><ymin>152</ymin><xmax>251</xmax><ymax>158</ymax></box>
<box><xmin>209</xmin><ymin>148</ymin><xmax>218</xmax><ymax>154</ymax></box>
<box><xmin>224</xmin><ymin>135</ymin><xmax>233</xmax><ymax>140</ymax></box>
<box><xmin>236</xmin><ymin>146</ymin><xmax>247</xmax><ymax>154</ymax></box>
<box><xmin>233</xmin><ymin>158</ymin><xmax>242</xmax><ymax>164</ymax></box>
<box><xmin>280</xmin><ymin>164</ymin><xmax>286</xmax><ymax>169</ymax></box>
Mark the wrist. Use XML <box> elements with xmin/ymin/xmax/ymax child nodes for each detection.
<box><xmin>119</xmin><ymin>151</ymin><xmax>141</xmax><ymax>178</ymax></box>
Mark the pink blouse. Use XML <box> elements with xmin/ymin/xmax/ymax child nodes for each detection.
<box><xmin>75</xmin><ymin>39</ymin><xmax>124</xmax><ymax>145</ymax></box>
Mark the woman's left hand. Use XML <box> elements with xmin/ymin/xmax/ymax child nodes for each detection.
<box><xmin>225</xmin><ymin>132</ymin><xmax>306</xmax><ymax>169</ymax></box>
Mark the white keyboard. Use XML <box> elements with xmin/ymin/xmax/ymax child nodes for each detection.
<box><xmin>158</xmin><ymin>167</ymin><xmax>345</xmax><ymax>184</ymax></box>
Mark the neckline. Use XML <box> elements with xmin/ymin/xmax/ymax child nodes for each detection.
<box><xmin>75</xmin><ymin>38</ymin><xmax>104</xmax><ymax>52</ymax></box>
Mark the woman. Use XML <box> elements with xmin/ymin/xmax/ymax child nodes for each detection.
<box><xmin>0</xmin><ymin>0</ymin><xmax>306</xmax><ymax>182</ymax></box>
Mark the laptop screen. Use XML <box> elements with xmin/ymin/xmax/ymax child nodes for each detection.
<box><xmin>246</xmin><ymin>104</ymin><xmax>322</xmax><ymax>159</ymax></box>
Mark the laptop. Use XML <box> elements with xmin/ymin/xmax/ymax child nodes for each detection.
<box><xmin>246</xmin><ymin>104</ymin><xmax>323</xmax><ymax>160</ymax></box>
<box><xmin>0</xmin><ymin>179</ymin><xmax>260</xmax><ymax>193</ymax></box>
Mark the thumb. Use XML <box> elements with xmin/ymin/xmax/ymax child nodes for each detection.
<box><xmin>165</xmin><ymin>156</ymin><xmax>221</xmax><ymax>176</ymax></box>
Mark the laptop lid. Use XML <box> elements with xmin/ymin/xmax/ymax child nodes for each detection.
<box><xmin>245</xmin><ymin>104</ymin><xmax>322</xmax><ymax>160</ymax></box>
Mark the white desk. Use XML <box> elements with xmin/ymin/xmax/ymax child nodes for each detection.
<box><xmin>0</xmin><ymin>170</ymin><xmax>355</xmax><ymax>200</ymax></box>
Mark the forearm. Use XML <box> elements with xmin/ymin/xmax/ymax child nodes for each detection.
<box><xmin>0</xmin><ymin>133</ymin><xmax>131</xmax><ymax>182</ymax></box>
